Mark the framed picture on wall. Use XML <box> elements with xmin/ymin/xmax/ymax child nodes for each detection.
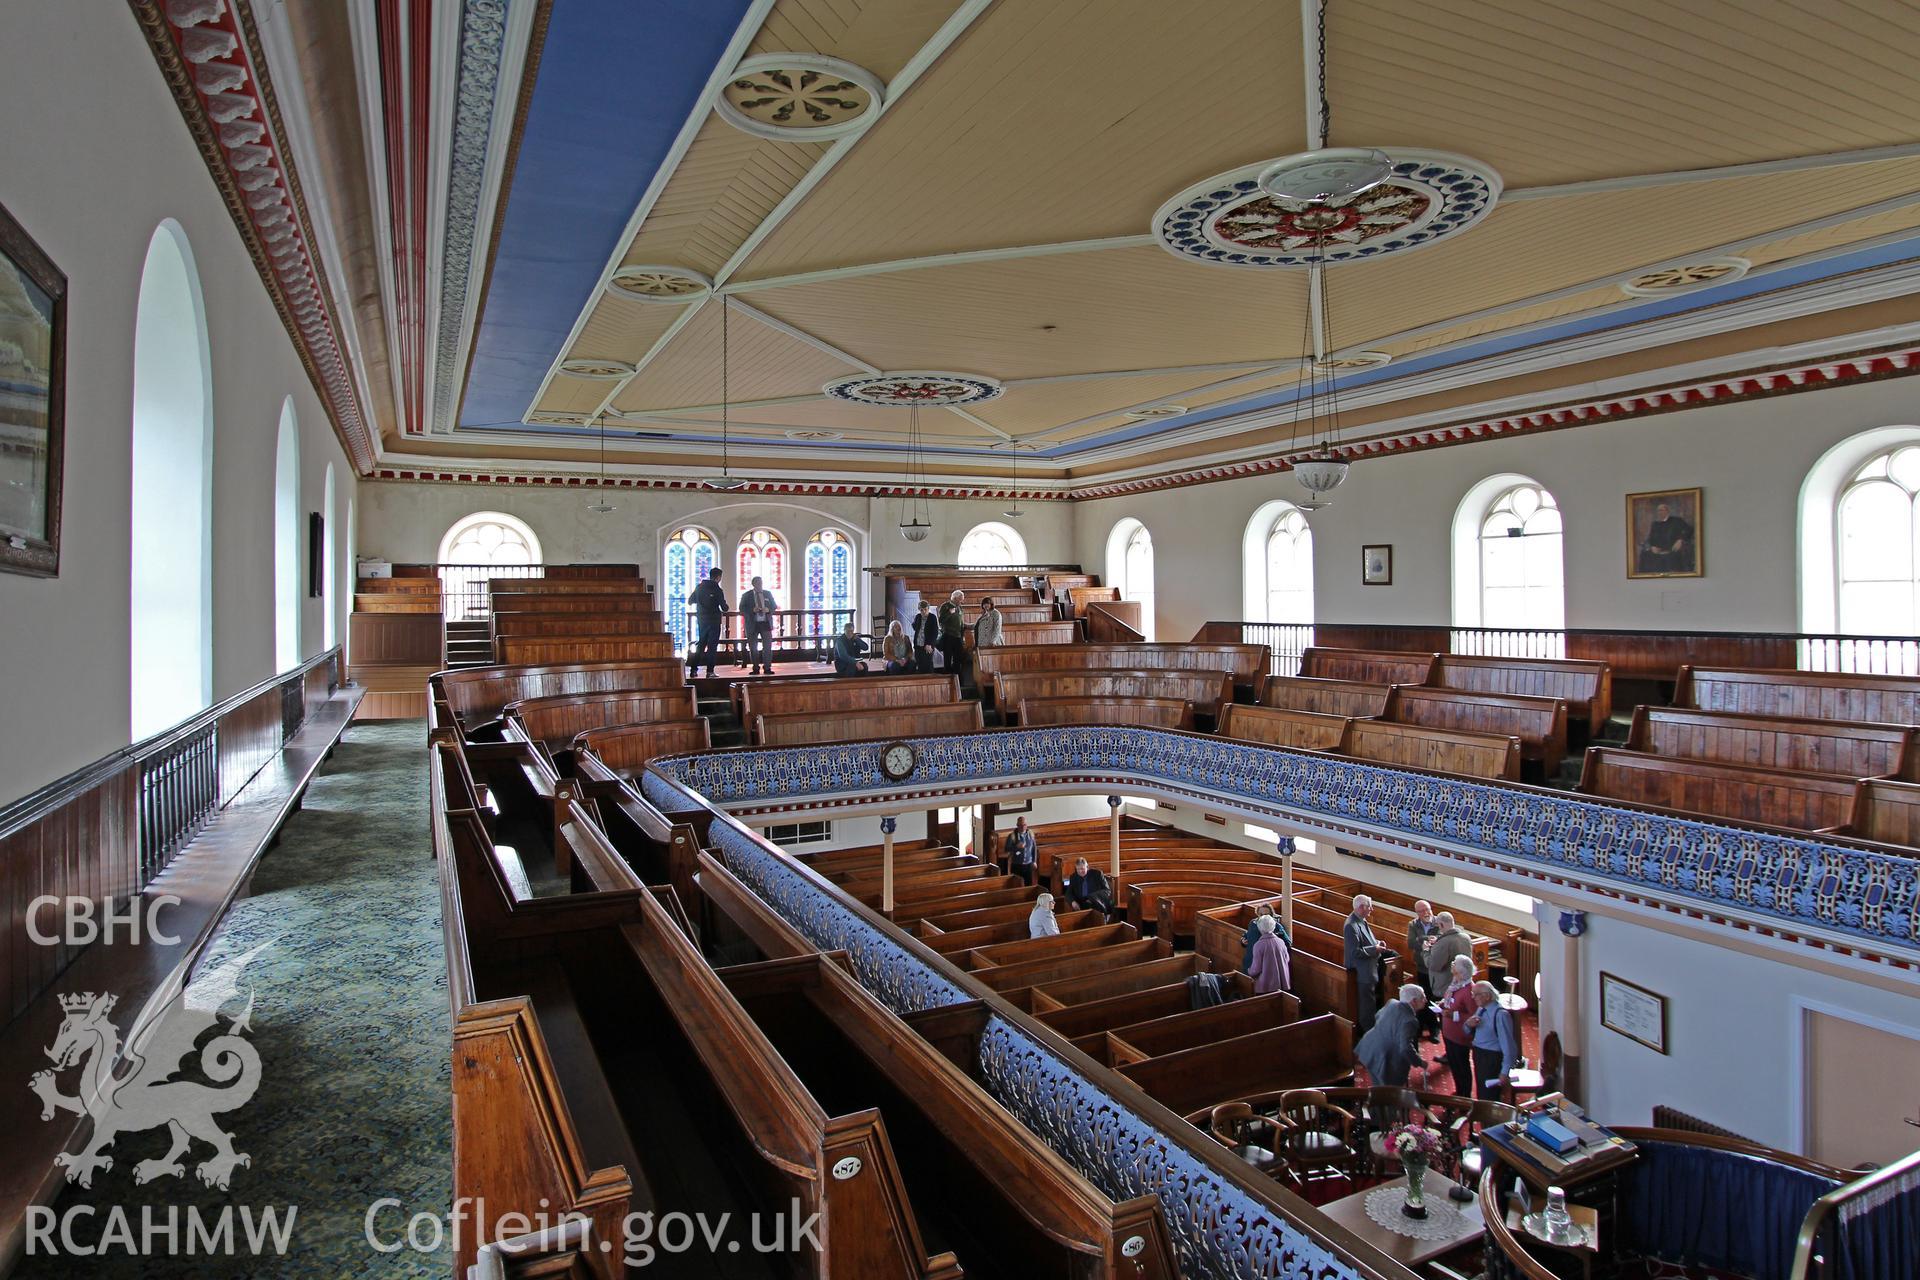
<box><xmin>1600</xmin><ymin>971</ymin><xmax>1669</xmax><ymax>1054</ymax></box>
<box><xmin>308</xmin><ymin>512</ymin><xmax>325</xmax><ymax>597</ymax></box>
<box><xmin>1626</xmin><ymin>487</ymin><xmax>1703</xmax><ymax>579</ymax></box>
<box><xmin>0</xmin><ymin>199</ymin><xmax>67</xmax><ymax>577</ymax></box>
<box><xmin>1361</xmin><ymin>544</ymin><xmax>1393</xmax><ymax>586</ymax></box>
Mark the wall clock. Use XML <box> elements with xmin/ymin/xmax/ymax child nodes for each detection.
<box><xmin>879</xmin><ymin>741</ymin><xmax>918</xmax><ymax>781</ymax></box>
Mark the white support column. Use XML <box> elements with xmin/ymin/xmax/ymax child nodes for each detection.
<box><xmin>881</xmin><ymin>816</ymin><xmax>898</xmax><ymax>915</ymax></box>
<box><xmin>1107</xmin><ymin>795</ymin><xmax>1122</xmax><ymax>880</ymax></box>
<box><xmin>1279</xmin><ymin>835</ymin><xmax>1296</xmax><ymax>936</ymax></box>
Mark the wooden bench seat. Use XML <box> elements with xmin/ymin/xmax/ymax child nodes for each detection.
<box><xmin>1576</xmin><ymin>747</ymin><xmax>1859</xmax><ymax>833</ymax></box>
<box><xmin>1431</xmin><ymin>653</ymin><xmax>1612</xmax><ymax>731</ymax></box>
<box><xmin>1386</xmin><ymin>685</ymin><xmax>1568</xmax><ymax>770</ymax></box>
<box><xmin>991</xmin><ymin>620</ymin><xmax>1082</xmax><ymax>646</ymax></box>
<box><xmin>1024</xmin><ymin>953</ymin><xmax>1211</xmax><ymax>1011</ymax></box>
<box><xmin>1256</xmin><ymin>675</ymin><xmax>1390</xmax><ymax>718</ymax></box>
<box><xmin>958</xmin><ymin>922</ymin><xmax>1142</xmax><ymax>970</ymax></box>
<box><xmin>497</xmin><ymin>633</ymin><xmax>677</xmax><ymax>665</ymax></box>
<box><xmin>1114</xmin><ymin>1015</ymin><xmax>1354</xmax><ymax>1115</ymax></box>
<box><xmin>437</xmin><ymin>660</ymin><xmax>689</xmax><ymax>732</ymax></box>
<box><xmin>1628</xmin><ymin>705</ymin><xmax>1912</xmax><ymax>777</ymax></box>
<box><xmin>1675</xmin><ymin>665</ymin><xmax>1920</xmax><ymax>725</ymax></box>
<box><xmin>918</xmin><ymin>909</ymin><xmax>1103</xmax><ymax>953</ymax></box>
<box><xmin>489</xmin><ymin>577</ymin><xmax>649</xmax><ymax>596</ymax></box>
<box><xmin>975</xmin><ymin>642</ymin><xmax>1270</xmax><ymax>704</ymax></box>
<box><xmin>1035</xmin><ymin>976</ymin><xmax>1254</xmax><ymax>1040</ymax></box>
<box><xmin>1017</xmin><ymin>695</ymin><xmax>1195</xmax><ymax>729</ymax></box>
<box><xmin>492</xmin><ymin>612</ymin><xmax>666</xmax><ymax>638</ymax></box>
<box><xmin>489</xmin><ymin>593</ymin><xmax>657</xmax><ymax>617</ymax></box>
<box><xmin>1098</xmin><ymin>991</ymin><xmax>1303</xmax><ymax>1066</ymax></box>
<box><xmin>1842</xmin><ymin>779</ymin><xmax>1920</xmax><ymax>845</ymax></box>
<box><xmin>1218</xmin><ymin>703</ymin><xmax>1350</xmax><ymax>750</ymax></box>
<box><xmin>503</xmin><ymin>688</ymin><xmax>698</xmax><ymax>751</ymax></box>
<box><xmin>1300</xmin><ymin>646</ymin><xmax>1438</xmax><ymax>685</ymax></box>
<box><xmin>574</xmin><ymin>720</ymin><xmax>713</xmax><ymax>777</ymax></box>
<box><xmin>755</xmin><ymin>701</ymin><xmax>984</xmax><ymax>747</ymax></box>
<box><xmin>963</xmin><ymin>603</ymin><xmax>1054</xmax><ymax>625</ymax></box>
<box><xmin>740</xmin><ymin>673</ymin><xmax>961</xmax><ymax>737</ymax></box>
<box><xmin>1344</xmin><ymin>719</ymin><xmax>1522</xmax><ymax>781</ymax></box>
<box><xmin>996</xmin><ymin>668</ymin><xmax>1232</xmax><ymax>724</ymax></box>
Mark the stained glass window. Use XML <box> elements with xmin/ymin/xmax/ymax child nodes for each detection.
<box><xmin>664</xmin><ymin>526</ymin><xmax>716</xmax><ymax>655</ymax></box>
<box><xmin>803</xmin><ymin>528</ymin><xmax>857</xmax><ymax>635</ymax></box>
<box><xmin>735</xmin><ymin>528</ymin><xmax>788</xmax><ymax>611</ymax></box>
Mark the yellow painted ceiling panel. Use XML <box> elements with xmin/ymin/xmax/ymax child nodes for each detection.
<box><xmin>608</xmin><ymin>302</ymin><xmax>864</xmax><ymax>412</ymax></box>
<box><xmin>972</xmin><ymin>369</ymin><xmax>1275</xmax><ymax>435</ymax></box>
<box><xmin>665</xmin><ymin>397</ymin><xmax>999</xmax><ymax>440</ymax></box>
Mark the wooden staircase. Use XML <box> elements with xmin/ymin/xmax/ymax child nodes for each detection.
<box><xmin>443</xmin><ymin>619</ymin><xmax>493</xmax><ymax>669</ymax></box>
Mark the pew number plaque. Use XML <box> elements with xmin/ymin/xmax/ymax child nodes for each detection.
<box><xmin>880</xmin><ymin>741</ymin><xmax>918</xmax><ymax>781</ymax></box>
<box><xmin>1600</xmin><ymin>972</ymin><xmax>1668</xmax><ymax>1054</ymax></box>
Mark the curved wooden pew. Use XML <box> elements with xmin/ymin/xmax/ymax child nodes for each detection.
<box><xmin>997</xmin><ymin>669</ymin><xmax>1231</xmax><ymax>724</ymax></box>
<box><xmin>504</xmin><ymin>688</ymin><xmax>698</xmax><ymax>752</ymax></box>
<box><xmin>436</xmin><ymin>660</ymin><xmax>690</xmax><ymax>734</ymax></box>
<box><xmin>1018</xmin><ymin>696</ymin><xmax>1195</xmax><ymax>729</ymax></box>
<box><xmin>575</xmin><ymin>720</ymin><xmax>713</xmax><ymax>778</ymax></box>
<box><xmin>1300</xmin><ymin>646</ymin><xmax>1438</xmax><ymax>685</ymax></box>
<box><xmin>1627</xmin><ymin>704</ymin><xmax>1912</xmax><ymax>777</ymax></box>
<box><xmin>755</xmin><ymin>702</ymin><xmax>984</xmax><ymax>747</ymax></box>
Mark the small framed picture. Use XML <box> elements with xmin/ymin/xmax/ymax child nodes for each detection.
<box><xmin>1626</xmin><ymin>487</ymin><xmax>1703</xmax><ymax>579</ymax></box>
<box><xmin>1361</xmin><ymin>544</ymin><xmax>1392</xmax><ymax>586</ymax></box>
<box><xmin>1600</xmin><ymin>972</ymin><xmax>1668</xmax><ymax>1054</ymax></box>
<box><xmin>0</xmin><ymin>199</ymin><xmax>67</xmax><ymax>577</ymax></box>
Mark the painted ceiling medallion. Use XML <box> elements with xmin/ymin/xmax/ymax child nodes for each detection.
<box><xmin>714</xmin><ymin>53</ymin><xmax>884</xmax><ymax>141</ymax></box>
<box><xmin>526</xmin><ymin>411</ymin><xmax>590</xmax><ymax>425</ymax></box>
<box><xmin>823</xmin><ymin>372</ymin><xmax>1004</xmax><ymax>407</ymax></box>
<box><xmin>1317</xmin><ymin>350</ymin><xmax>1392</xmax><ymax>370</ymax></box>
<box><xmin>1125</xmin><ymin>405</ymin><xmax>1189</xmax><ymax>419</ymax></box>
<box><xmin>560</xmin><ymin>358</ymin><xmax>637</xmax><ymax>379</ymax></box>
<box><xmin>1621</xmin><ymin>256</ymin><xmax>1751</xmax><ymax>297</ymax></box>
<box><xmin>1153</xmin><ymin>151</ymin><xmax>1501</xmax><ymax>269</ymax></box>
<box><xmin>606</xmin><ymin>264</ymin><xmax>712</xmax><ymax>303</ymax></box>
<box><xmin>785</xmin><ymin>429</ymin><xmax>844</xmax><ymax>440</ymax></box>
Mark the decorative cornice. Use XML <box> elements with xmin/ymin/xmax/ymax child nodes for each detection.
<box><xmin>127</xmin><ymin>0</ymin><xmax>376</xmax><ymax>473</ymax></box>
<box><xmin>365</xmin><ymin>468</ymin><xmax>1072</xmax><ymax>500</ymax></box>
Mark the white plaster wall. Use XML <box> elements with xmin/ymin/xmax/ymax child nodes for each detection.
<box><xmin>0</xmin><ymin>0</ymin><xmax>356</xmax><ymax>803</ymax></box>
<box><xmin>1073</xmin><ymin>376</ymin><xmax>1920</xmax><ymax>636</ymax></box>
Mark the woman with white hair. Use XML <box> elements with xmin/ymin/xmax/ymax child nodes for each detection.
<box><xmin>1436</xmin><ymin>954</ymin><xmax>1478</xmax><ymax>1096</ymax></box>
<box><xmin>1028</xmin><ymin>891</ymin><xmax>1059</xmax><ymax>938</ymax></box>
<box><xmin>1247</xmin><ymin>912</ymin><xmax>1292</xmax><ymax>995</ymax></box>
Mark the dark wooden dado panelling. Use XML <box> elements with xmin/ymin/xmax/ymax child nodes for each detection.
<box><xmin>349</xmin><ymin>613</ymin><xmax>442</xmax><ymax>665</ymax></box>
<box><xmin>0</xmin><ymin>649</ymin><xmax>340</xmax><ymax>1025</ymax></box>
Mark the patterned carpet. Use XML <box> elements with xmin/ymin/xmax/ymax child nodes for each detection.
<box><xmin>18</xmin><ymin>720</ymin><xmax>451</xmax><ymax>1279</ymax></box>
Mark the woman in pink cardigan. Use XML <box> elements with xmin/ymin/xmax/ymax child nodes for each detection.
<box><xmin>1248</xmin><ymin>913</ymin><xmax>1292</xmax><ymax>994</ymax></box>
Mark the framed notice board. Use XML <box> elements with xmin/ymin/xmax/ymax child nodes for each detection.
<box><xmin>1600</xmin><ymin>972</ymin><xmax>1668</xmax><ymax>1054</ymax></box>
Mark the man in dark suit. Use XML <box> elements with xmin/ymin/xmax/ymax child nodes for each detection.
<box><xmin>688</xmin><ymin>567</ymin><xmax>727</xmax><ymax>679</ymax></box>
<box><xmin>1343</xmin><ymin>894</ymin><xmax>1388</xmax><ymax>1035</ymax></box>
<box><xmin>1637</xmin><ymin>500</ymin><xmax>1695</xmax><ymax>574</ymax></box>
<box><xmin>911</xmin><ymin>600</ymin><xmax>940</xmax><ymax>673</ymax></box>
<box><xmin>1063</xmin><ymin>857</ymin><xmax>1111</xmax><ymax>916</ymax></box>
<box><xmin>738</xmin><ymin>575</ymin><xmax>777</xmax><ymax>674</ymax></box>
<box><xmin>1355</xmin><ymin>984</ymin><xmax>1428</xmax><ymax>1087</ymax></box>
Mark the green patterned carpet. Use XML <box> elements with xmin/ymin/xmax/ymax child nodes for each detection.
<box><xmin>18</xmin><ymin>720</ymin><xmax>451</xmax><ymax>1279</ymax></box>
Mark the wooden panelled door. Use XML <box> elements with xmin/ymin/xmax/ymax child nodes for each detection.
<box><xmin>1803</xmin><ymin>1008</ymin><xmax>1920</xmax><ymax>1168</ymax></box>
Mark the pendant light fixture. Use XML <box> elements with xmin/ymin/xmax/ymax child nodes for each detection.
<box><xmin>585</xmin><ymin>410</ymin><xmax>616</xmax><ymax>512</ymax></box>
<box><xmin>898</xmin><ymin>404</ymin><xmax>932</xmax><ymax>542</ymax></box>
<box><xmin>1002</xmin><ymin>442</ymin><xmax>1025</xmax><ymax>520</ymax></box>
<box><xmin>1287</xmin><ymin>236</ymin><xmax>1350</xmax><ymax>510</ymax></box>
<box><xmin>707</xmin><ymin>299</ymin><xmax>747</xmax><ymax>490</ymax></box>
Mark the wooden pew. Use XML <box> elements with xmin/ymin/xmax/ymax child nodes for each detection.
<box><xmin>996</xmin><ymin>669</ymin><xmax>1231</xmax><ymax>726</ymax></box>
<box><xmin>497</xmin><ymin>634</ymin><xmax>677</xmax><ymax>665</ymax></box>
<box><xmin>1386</xmin><ymin>685</ymin><xmax>1568</xmax><ymax>772</ymax></box>
<box><xmin>504</xmin><ymin>689</ymin><xmax>698</xmax><ymax>752</ymax></box>
<box><xmin>957</xmin><ymin>922</ymin><xmax>1142</xmax><ymax>970</ymax></box>
<box><xmin>1430</xmin><ymin>654</ymin><xmax>1613</xmax><ymax>733</ymax></box>
<box><xmin>1025</xmin><ymin>954</ymin><xmax>1212</xmax><ymax>1011</ymax></box>
<box><xmin>755</xmin><ymin>702</ymin><xmax>984</xmax><ymax>747</ymax></box>
<box><xmin>1842</xmin><ymin>779</ymin><xmax>1920</xmax><ymax>845</ymax></box>
<box><xmin>1193</xmin><ymin>903</ymin><xmax>1358</xmax><ymax>1022</ymax></box>
<box><xmin>719</xmin><ymin>956</ymin><xmax>1180</xmax><ymax>1277</ymax></box>
<box><xmin>490</xmin><ymin>592</ymin><xmax>658</xmax><ymax>615</ymax></box>
<box><xmin>569</xmin><ymin>753</ymin><xmax>707</xmax><ymax>912</ymax></box>
<box><xmin>1256</xmin><ymin>675</ymin><xmax>1391</xmax><ymax>718</ymax></box>
<box><xmin>1343</xmin><ymin>719</ymin><xmax>1522</xmax><ymax>781</ymax></box>
<box><xmin>974</xmin><ymin>642</ymin><xmax>1270</xmax><ymax>704</ymax></box>
<box><xmin>1065</xmin><ymin>585</ymin><xmax>1121</xmax><ymax>617</ymax></box>
<box><xmin>1576</xmin><ymin>747</ymin><xmax>1858</xmax><ymax>833</ymax></box>
<box><xmin>1114</xmin><ymin>1015</ymin><xmax>1354</xmax><ymax>1114</ymax></box>
<box><xmin>1018</xmin><ymin>696</ymin><xmax>1194</xmax><ymax>729</ymax></box>
<box><xmin>574</xmin><ymin>720</ymin><xmax>713</xmax><ymax>777</ymax></box>
<box><xmin>489</xmin><ymin>577</ymin><xmax>649</xmax><ymax>595</ymax></box>
<box><xmin>919</xmin><ymin>910</ymin><xmax>1103</xmax><ymax>953</ymax></box>
<box><xmin>1217</xmin><ymin>703</ymin><xmax>1348</xmax><ymax>750</ymax></box>
<box><xmin>436</xmin><ymin>660</ymin><xmax>689</xmax><ymax>733</ymax></box>
<box><xmin>1300</xmin><ymin>647</ymin><xmax>1438</xmax><ymax>685</ymax></box>
<box><xmin>1675</xmin><ymin>665</ymin><xmax>1920</xmax><ymax>726</ymax></box>
<box><xmin>961</xmin><ymin>603</ymin><xmax>1054</xmax><ymax>625</ymax></box>
<box><xmin>1034</xmin><ymin>974</ymin><xmax>1256</xmax><ymax>1040</ymax></box>
<box><xmin>1627</xmin><ymin>705</ymin><xmax>1912</xmax><ymax>778</ymax></box>
<box><xmin>1098</xmin><ymin>991</ymin><xmax>1303</xmax><ymax>1066</ymax></box>
<box><xmin>739</xmin><ymin>673</ymin><xmax>962</xmax><ymax>735</ymax></box>
<box><xmin>492</xmin><ymin>612</ymin><xmax>666</xmax><ymax>638</ymax></box>
<box><xmin>993</xmin><ymin>620</ymin><xmax>1082</xmax><ymax>645</ymax></box>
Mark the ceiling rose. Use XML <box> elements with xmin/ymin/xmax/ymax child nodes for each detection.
<box><xmin>560</xmin><ymin>358</ymin><xmax>637</xmax><ymax>379</ymax></box>
<box><xmin>1317</xmin><ymin>350</ymin><xmax>1392</xmax><ymax>370</ymax></box>
<box><xmin>823</xmin><ymin>372</ymin><xmax>1004</xmax><ymax>407</ymax></box>
<box><xmin>714</xmin><ymin>54</ymin><xmax>884</xmax><ymax>141</ymax></box>
<box><xmin>1621</xmin><ymin>256</ymin><xmax>1751</xmax><ymax>297</ymax></box>
<box><xmin>785</xmin><ymin>429</ymin><xmax>845</xmax><ymax>440</ymax></box>
<box><xmin>606</xmin><ymin>264</ymin><xmax>712</xmax><ymax>303</ymax></box>
<box><xmin>526</xmin><ymin>411</ymin><xmax>590</xmax><ymax>425</ymax></box>
<box><xmin>1152</xmin><ymin>150</ymin><xmax>1501</xmax><ymax>269</ymax></box>
<box><xmin>1125</xmin><ymin>405</ymin><xmax>1189</xmax><ymax>419</ymax></box>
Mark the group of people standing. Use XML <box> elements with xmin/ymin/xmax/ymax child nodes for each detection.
<box><xmin>878</xmin><ymin>591</ymin><xmax>1003</xmax><ymax>680</ymax></box>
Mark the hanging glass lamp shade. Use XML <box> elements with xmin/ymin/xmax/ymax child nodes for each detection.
<box><xmin>900</xmin><ymin>517</ymin><xmax>932</xmax><ymax>543</ymax></box>
<box><xmin>1292</xmin><ymin>449</ymin><xmax>1350</xmax><ymax>497</ymax></box>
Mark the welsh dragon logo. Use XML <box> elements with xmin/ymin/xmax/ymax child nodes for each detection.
<box><xmin>30</xmin><ymin>943</ymin><xmax>269</xmax><ymax>1190</ymax></box>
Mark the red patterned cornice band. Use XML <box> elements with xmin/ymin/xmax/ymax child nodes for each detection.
<box><xmin>127</xmin><ymin>0</ymin><xmax>377</xmax><ymax>473</ymax></box>
<box><xmin>372</xmin><ymin>341</ymin><xmax>1920</xmax><ymax>498</ymax></box>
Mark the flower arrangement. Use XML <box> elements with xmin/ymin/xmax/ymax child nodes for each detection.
<box><xmin>1387</xmin><ymin>1122</ymin><xmax>1446</xmax><ymax>1164</ymax></box>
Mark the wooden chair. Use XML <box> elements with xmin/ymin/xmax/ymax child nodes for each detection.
<box><xmin>1207</xmin><ymin>1102</ymin><xmax>1280</xmax><ymax>1173</ymax></box>
<box><xmin>1446</xmin><ymin>1098</ymin><xmax>1520</xmax><ymax>1184</ymax></box>
<box><xmin>1360</xmin><ymin>1086</ymin><xmax>1431</xmax><ymax>1175</ymax></box>
<box><xmin>1539</xmin><ymin>1031</ymin><xmax>1563</xmax><ymax>1095</ymax></box>
<box><xmin>1272</xmin><ymin>1089</ymin><xmax>1358</xmax><ymax>1190</ymax></box>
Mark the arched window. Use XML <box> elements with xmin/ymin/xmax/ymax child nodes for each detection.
<box><xmin>1452</xmin><ymin>475</ymin><xmax>1564</xmax><ymax>641</ymax></box>
<box><xmin>1106</xmin><ymin>517</ymin><xmax>1157</xmax><ymax>641</ymax></box>
<box><xmin>438</xmin><ymin>511</ymin><xmax>541</xmax><ymax>622</ymax></box>
<box><xmin>957</xmin><ymin>521</ymin><xmax>1026</xmax><ymax>567</ymax></box>
<box><xmin>1838</xmin><ymin>445</ymin><xmax>1920</xmax><ymax>635</ymax></box>
<box><xmin>273</xmin><ymin>399</ymin><xmax>300</xmax><ymax>671</ymax></box>
<box><xmin>735</xmin><ymin>528</ymin><xmax>789</xmax><ymax>610</ymax></box>
<box><xmin>663</xmin><ymin>525</ymin><xmax>718</xmax><ymax>655</ymax></box>
<box><xmin>1243</xmin><ymin>501</ymin><xmax>1314</xmax><ymax>624</ymax></box>
<box><xmin>803</xmin><ymin>528</ymin><xmax>857</xmax><ymax>635</ymax></box>
<box><xmin>322</xmin><ymin>463</ymin><xmax>338</xmax><ymax>648</ymax></box>
<box><xmin>130</xmin><ymin>221</ymin><xmax>213</xmax><ymax>738</ymax></box>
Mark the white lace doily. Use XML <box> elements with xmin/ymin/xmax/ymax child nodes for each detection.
<box><xmin>1360</xmin><ymin>1183</ymin><xmax>1477</xmax><ymax>1241</ymax></box>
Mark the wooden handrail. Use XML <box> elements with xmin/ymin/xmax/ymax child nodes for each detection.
<box><xmin>1788</xmin><ymin>1145</ymin><xmax>1920</xmax><ymax>1278</ymax></box>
